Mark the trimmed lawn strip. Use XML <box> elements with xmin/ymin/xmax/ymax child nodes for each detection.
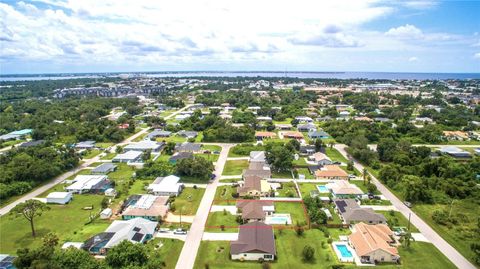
<box><xmin>397</xmin><ymin>242</ymin><xmax>457</xmax><ymax>269</ymax></box>
<box><xmin>100</xmin><ymin>152</ymin><xmax>116</xmax><ymax>160</ymax></box>
<box><xmin>214</xmin><ymin>185</ymin><xmax>237</xmax><ymax>203</ymax></box>
<box><xmin>82</xmin><ymin>149</ymin><xmax>102</xmax><ymax>159</ymax></box>
<box><xmin>205</xmin><ymin>212</ymin><xmax>239</xmax><ymax>232</ymax></box>
<box><xmin>145</xmin><ymin>238</ymin><xmax>185</xmax><ymax>269</ymax></box>
<box><xmin>222</xmin><ymin>160</ymin><xmax>248</xmax><ymax>176</ymax></box>
<box><xmin>275</xmin><ymin>202</ymin><xmax>308</xmax><ymax>226</ymax></box>
<box><xmin>325</xmin><ymin>148</ymin><xmax>349</xmax><ymax>163</ymax></box>
<box><xmin>296</xmin><ymin>168</ymin><xmax>315</xmax><ymax>179</ymax></box>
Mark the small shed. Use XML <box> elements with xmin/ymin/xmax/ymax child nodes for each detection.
<box><xmin>100</xmin><ymin>208</ymin><xmax>113</xmax><ymax>219</ymax></box>
<box><xmin>105</xmin><ymin>188</ymin><xmax>117</xmax><ymax>197</ymax></box>
<box><xmin>46</xmin><ymin>192</ymin><xmax>73</xmax><ymax>204</ymax></box>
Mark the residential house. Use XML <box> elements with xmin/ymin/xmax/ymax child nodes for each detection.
<box><xmin>338</xmin><ymin>111</ymin><xmax>350</xmax><ymax>118</ymax></box>
<box><xmin>178</xmin><ymin>130</ymin><xmax>198</xmax><ymax>139</ymax></box>
<box><xmin>334</xmin><ymin>199</ymin><xmax>387</xmax><ymax>225</ymax></box>
<box><xmin>75</xmin><ymin>140</ymin><xmax>96</xmax><ymax>149</ymax></box>
<box><xmin>243</xmin><ymin>165</ymin><xmax>272</xmax><ymax>179</ymax></box>
<box><xmin>326</xmin><ymin>181</ymin><xmax>363</xmax><ymax>198</ymax></box>
<box><xmin>300</xmin><ymin>145</ymin><xmax>316</xmax><ymax>155</ymax></box>
<box><xmin>282</xmin><ymin>131</ymin><xmax>304</xmax><ymax>140</ymax></box>
<box><xmin>275</xmin><ymin>124</ymin><xmax>292</xmax><ymax>130</ymax></box>
<box><xmin>308</xmin><ymin>152</ymin><xmax>333</xmax><ymax>166</ymax></box>
<box><xmin>91</xmin><ymin>163</ymin><xmax>117</xmax><ymax>174</ymax></box>
<box><xmin>236</xmin><ymin>200</ymin><xmax>275</xmax><ymax>222</ymax></box>
<box><xmin>297</xmin><ymin>123</ymin><xmax>317</xmax><ymax>132</ymax></box>
<box><xmin>169</xmin><ymin>152</ymin><xmax>194</xmax><ymax>164</ymax></box>
<box><xmin>315</xmin><ymin>165</ymin><xmax>349</xmax><ymax>180</ymax></box>
<box><xmin>230</xmin><ymin>221</ymin><xmax>276</xmax><ymax>261</ymax></box>
<box><xmin>121</xmin><ymin>194</ymin><xmax>169</xmax><ymax>221</ymax></box>
<box><xmin>147</xmin><ymin>175</ymin><xmax>184</xmax><ymax>196</ymax></box>
<box><xmin>82</xmin><ymin>218</ymin><xmax>156</xmax><ymax>255</ymax></box>
<box><xmin>112</xmin><ymin>151</ymin><xmax>143</xmax><ymax>163</ymax></box>
<box><xmin>349</xmin><ymin>222</ymin><xmax>400</xmax><ymax>264</ymax></box>
<box><xmin>124</xmin><ymin>140</ymin><xmax>164</xmax><ymax>152</ymax></box>
<box><xmin>175</xmin><ymin>114</ymin><xmax>191</xmax><ymax>121</ymax></box>
<box><xmin>256</xmin><ymin>116</ymin><xmax>273</xmax><ymax>122</ymax></box>
<box><xmin>237</xmin><ymin>175</ymin><xmax>271</xmax><ymax>197</ymax></box>
<box><xmin>46</xmin><ymin>192</ymin><xmax>73</xmax><ymax>204</ymax></box>
<box><xmin>175</xmin><ymin>142</ymin><xmax>202</xmax><ymax>153</ymax></box>
<box><xmin>442</xmin><ymin>131</ymin><xmax>469</xmax><ymax>141</ymax></box>
<box><xmin>147</xmin><ymin>129</ymin><xmax>172</xmax><ymax>140</ymax></box>
<box><xmin>354</xmin><ymin>116</ymin><xmax>373</xmax><ymax>123</ymax></box>
<box><xmin>255</xmin><ymin>131</ymin><xmax>277</xmax><ymax>141</ymax></box>
<box><xmin>438</xmin><ymin>146</ymin><xmax>471</xmax><ymax>158</ymax></box>
<box><xmin>295</xmin><ymin>116</ymin><xmax>313</xmax><ymax>123</ymax></box>
<box><xmin>0</xmin><ymin>129</ymin><xmax>33</xmax><ymax>141</ymax></box>
<box><xmin>250</xmin><ymin>151</ymin><xmax>266</xmax><ymax>163</ymax></box>
<box><xmin>308</xmin><ymin>130</ymin><xmax>330</xmax><ymax>139</ymax></box>
<box><xmin>18</xmin><ymin>140</ymin><xmax>46</xmax><ymax>148</ymax></box>
<box><xmin>66</xmin><ymin>175</ymin><xmax>110</xmax><ymax>194</ymax></box>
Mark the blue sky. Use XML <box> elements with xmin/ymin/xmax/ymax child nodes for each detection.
<box><xmin>0</xmin><ymin>0</ymin><xmax>479</xmax><ymax>74</ymax></box>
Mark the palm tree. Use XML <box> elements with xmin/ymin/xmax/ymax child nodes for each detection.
<box><xmin>328</xmin><ymin>141</ymin><xmax>335</xmax><ymax>149</ymax></box>
<box><xmin>401</xmin><ymin>231</ymin><xmax>415</xmax><ymax>249</ymax></box>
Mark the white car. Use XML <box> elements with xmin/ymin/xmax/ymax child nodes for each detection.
<box><xmin>173</xmin><ymin>228</ymin><xmax>187</xmax><ymax>235</ymax></box>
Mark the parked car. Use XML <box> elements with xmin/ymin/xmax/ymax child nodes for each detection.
<box><xmin>213</xmin><ymin>150</ymin><xmax>220</xmax><ymax>154</ymax></box>
<box><xmin>173</xmin><ymin>228</ymin><xmax>187</xmax><ymax>235</ymax></box>
<box><xmin>159</xmin><ymin>228</ymin><xmax>170</xmax><ymax>233</ymax></box>
<box><xmin>348</xmin><ymin>174</ymin><xmax>356</xmax><ymax>179</ymax></box>
<box><xmin>404</xmin><ymin>201</ymin><xmax>413</xmax><ymax>208</ymax></box>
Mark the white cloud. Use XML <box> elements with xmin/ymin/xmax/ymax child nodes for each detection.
<box><xmin>474</xmin><ymin>53</ymin><xmax>480</xmax><ymax>59</ymax></box>
<box><xmin>408</xmin><ymin>56</ymin><xmax>418</xmax><ymax>62</ymax></box>
<box><xmin>401</xmin><ymin>1</ymin><xmax>438</xmax><ymax>9</ymax></box>
<box><xmin>386</xmin><ymin>24</ymin><xmax>423</xmax><ymax>39</ymax></box>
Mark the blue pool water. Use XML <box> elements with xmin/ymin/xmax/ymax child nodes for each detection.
<box><xmin>336</xmin><ymin>244</ymin><xmax>353</xmax><ymax>258</ymax></box>
<box><xmin>269</xmin><ymin>217</ymin><xmax>289</xmax><ymax>224</ymax></box>
<box><xmin>317</xmin><ymin>185</ymin><xmax>328</xmax><ymax>192</ymax></box>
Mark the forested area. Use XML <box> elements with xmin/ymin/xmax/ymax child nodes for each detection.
<box><xmin>0</xmin><ymin>143</ymin><xmax>79</xmax><ymax>201</ymax></box>
<box><xmin>0</xmin><ymin>97</ymin><xmax>139</xmax><ymax>143</ymax></box>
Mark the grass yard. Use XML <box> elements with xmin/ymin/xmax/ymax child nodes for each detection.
<box><xmin>274</xmin><ymin>202</ymin><xmax>308</xmax><ymax>226</ymax></box>
<box><xmin>413</xmin><ymin>201</ymin><xmax>480</xmax><ymax>265</ymax></box>
<box><xmin>214</xmin><ymin>185</ymin><xmax>238</xmax><ymax>204</ymax></box>
<box><xmin>272</xmin><ymin>170</ymin><xmax>293</xmax><ymax>179</ymax></box>
<box><xmin>100</xmin><ymin>152</ymin><xmax>116</xmax><ymax>160</ymax></box>
<box><xmin>376</xmin><ymin>211</ymin><xmax>419</xmax><ymax>233</ymax></box>
<box><xmin>203</xmin><ymin>145</ymin><xmax>222</xmax><ymax>152</ymax></box>
<box><xmin>296</xmin><ymin>168</ymin><xmax>315</xmax><ymax>179</ymax></box>
<box><xmin>0</xmin><ymin>194</ymin><xmax>104</xmax><ymax>254</ymax></box>
<box><xmin>133</xmin><ymin>133</ymin><xmax>148</xmax><ymax>142</ymax></box>
<box><xmin>205</xmin><ymin>212</ymin><xmax>240</xmax><ymax>232</ymax></box>
<box><xmin>276</xmin><ymin>182</ymin><xmax>299</xmax><ymax>198</ymax></box>
<box><xmin>65</xmin><ymin>219</ymin><xmax>111</xmax><ymax>242</ymax></box>
<box><xmin>170</xmin><ymin>187</ymin><xmax>205</xmax><ymax>215</ymax></box>
<box><xmin>222</xmin><ymin>160</ymin><xmax>249</xmax><ymax>176</ymax></box>
<box><xmin>157</xmin><ymin>135</ymin><xmax>187</xmax><ymax>144</ymax></box>
<box><xmin>325</xmin><ymin>147</ymin><xmax>349</xmax><ymax>163</ymax></box>
<box><xmin>349</xmin><ymin>180</ymin><xmax>381</xmax><ymax>195</ymax></box>
<box><xmin>64</xmin><ymin>169</ymin><xmax>93</xmax><ymax>181</ymax></box>
<box><xmin>298</xmin><ymin>183</ymin><xmax>330</xmax><ymax>198</ymax></box>
<box><xmin>95</xmin><ymin>142</ymin><xmax>114</xmax><ymax>149</ymax></box>
<box><xmin>145</xmin><ymin>238</ymin><xmax>185</xmax><ymax>269</ymax></box>
<box><xmin>82</xmin><ymin>149</ymin><xmax>102</xmax><ymax>159</ymax></box>
<box><xmin>293</xmin><ymin>157</ymin><xmax>308</xmax><ymax>166</ymax></box>
<box><xmin>195</xmin><ymin>153</ymin><xmax>219</xmax><ymax>162</ymax></box>
<box><xmin>396</xmin><ymin>242</ymin><xmax>457</xmax><ymax>269</ymax></box>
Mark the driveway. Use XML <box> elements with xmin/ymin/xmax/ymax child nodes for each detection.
<box><xmin>155</xmin><ymin>231</ymin><xmax>187</xmax><ymax>241</ymax></box>
<box><xmin>210</xmin><ymin>205</ymin><xmax>237</xmax><ymax>214</ymax></box>
<box><xmin>334</xmin><ymin>144</ymin><xmax>476</xmax><ymax>269</ymax></box>
<box><xmin>359</xmin><ymin>205</ymin><xmax>399</xmax><ymax>211</ymax></box>
<box><xmin>175</xmin><ymin>143</ymin><xmax>235</xmax><ymax>269</ymax></box>
<box><xmin>202</xmin><ymin>232</ymin><xmax>238</xmax><ymax>241</ymax></box>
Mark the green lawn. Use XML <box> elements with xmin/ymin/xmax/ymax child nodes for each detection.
<box><xmin>413</xmin><ymin>201</ymin><xmax>480</xmax><ymax>265</ymax></box>
<box><xmin>272</xmin><ymin>170</ymin><xmax>293</xmax><ymax>179</ymax></box>
<box><xmin>100</xmin><ymin>152</ymin><xmax>116</xmax><ymax>160</ymax></box>
<box><xmin>203</xmin><ymin>145</ymin><xmax>222</xmax><ymax>152</ymax></box>
<box><xmin>298</xmin><ymin>183</ymin><xmax>330</xmax><ymax>198</ymax></box>
<box><xmin>95</xmin><ymin>142</ymin><xmax>114</xmax><ymax>149</ymax></box>
<box><xmin>360</xmin><ymin>199</ymin><xmax>392</xmax><ymax>206</ymax></box>
<box><xmin>195</xmin><ymin>153</ymin><xmax>219</xmax><ymax>162</ymax></box>
<box><xmin>145</xmin><ymin>238</ymin><xmax>185</xmax><ymax>269</ymax></box>
<box><xmin>293</xmin><ymin>157</ymin><xmax>308</xmax><ymax>166</ymax></box>
<box><xmin>325</xmin><ymin>148</ymin><xmax>349</xmax><ymax>163</ymax></box>
<box><xmin>133</xmin><ymin>133</ymin><xmax>148</xmax><ymax>142</ymax></box>
<box><xmin>349</xmin><ymin>180</ymin><xmax>381</xmax><ymax>195</ymax></box>
<box><xmin>157</xmin><ymin>135</ymin><xmax>187</xmax><ymax>143</ymax></box>
<box><xmin>275</xmin><ymin>202</ymin><xmax>308</xmax><ymax>226</ymax></box>
<box><xmin>170</xmin><ymin>187</ymin><xmax>205</xmax><ymax>215</ymax></box>
<box><xmin>64</xmin><ymin>169</ymin><xmax>93</xmax><ymax>181</ymax></box>
<box><xmin>214</xmin><ymin>185</ymin><xmax>238</xmax><ymax>204</ymax></box>
<box><xmin>82</xmin><ymin>149</ymin><xmax>102</xmax><ymax>159</ymax></box>
<box><xmin>376</xmin><ymin>211</ymin><xmax>419</xmax><ymax>233</ymax></box>
<box><xmin>276</xmin><ymin>182</ymin><xmax>299</xmax><ymax>198</ymax></box>
<box><xmin>205</xmin><ymin>212</ymin><xmax>239</xmax><ymax>232</ymax></box>
<box><xmin>222</xmin><ymin>160</ymin><xmax>249</xmax><ymax>176</ymax></box>
<box><xmin>396</xmin><ymin>242</ymin><xmax>457</xmax><ymax>269</ymax></box>
<box><xmin>297</xmin><ymin>168</ymin><xmax>315</xmax><ymax>179</ymax></box>
<box><xmin>0</xmin><ymin>194</ymin><xmax>104</xmax><ymax>254</ymax></box>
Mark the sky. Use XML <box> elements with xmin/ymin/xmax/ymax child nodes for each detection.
<box><xmin>0</xmin><ymin>0</ymin><xmax>479</xmax><ymax>74</ymax></box>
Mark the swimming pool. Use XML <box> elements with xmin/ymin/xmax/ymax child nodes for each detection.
<box><xmin>316</xmin><ymin>185</ymin><xmax>329</xmax><ymax>193</ymax></box>
<box><xmin>332</xmin><ymin>242</ymin><xmax>355</xmax><ymax>262</ymax></box>
<box><xmin>265</xmin><ymin>214</ymin><xmax>292</xmax><ymax>225</ymax></box>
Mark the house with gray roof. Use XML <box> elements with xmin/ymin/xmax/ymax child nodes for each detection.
<box><xmin>308</xmin><ymin>130</ymin><xmax>330</xmax><ymax>139</ymax></box>
<box><xmin>147</xmin><ymin>129</ymin><xmax>172</xmax><ymax>139</ymax></box>
<box><xmin>438</xmin><ymin>146</ymin><xmax>471</xmax><ymax>158</ymax></box>
<box><xmin>178</xmin><ymin>130</ymin><xmax>198</xmax><ymax>139</ymax></box>
<box><xmin>334</xmin><ymin>199</ymin><xmax>387</xmax><ymax>225</ymax></box>
<box><xmin>75</xmin><ymin>140</ymin><xmax>96</xmax><ymax>149</ymax></box>
<box><xmin>230</xmin><ymin>221</ymin><xmax>276</xmax><ymax>261</ymax></box>
<box><xmin>91</xmin><ymin>163</ymin><xmax>117</xmax><ymax>174</ymax></box>
<box><xmin>175</xmin><ymin>142</ymin><xmax>202</xmax><ymax>153</ymax></box>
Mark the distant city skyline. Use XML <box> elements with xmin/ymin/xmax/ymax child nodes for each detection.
<box><xmin>1</xmin><ymin>0</ymin><xmax>479</xmax><ymax>74</ymax></box>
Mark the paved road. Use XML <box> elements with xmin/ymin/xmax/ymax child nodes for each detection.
<box><xmin>175</xmin><ymin>143</ymin><xmax>235</xmax><ymax>269</ymax></box>
<box><xmin>334</xmin><ymin>144</ymin><xmax>476</xmax><ymax>269</ymax></box>
<box><xmin>202</xmin><ymin>232</ymin><xmax>238</xmax><ymax>241</ymax></box>
<box><xmin>368</xmin><ymin>143</ymin><xmax>480</xmax><ymax>151</ymax></box>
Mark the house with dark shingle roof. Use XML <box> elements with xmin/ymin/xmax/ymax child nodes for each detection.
<box><xmin>236</xmin><ymin>200</ymin><xmax>274</xmax><ymax>222</ymax></box>
<box><xmin>230</xmin><ymin>221</ymin><xmax>276</xmax><ymax>261</ymax></box>
<box><xmin>334</xmin><ymin>199</ymin><xmax>387</xmax><ymax>225</ymax></box>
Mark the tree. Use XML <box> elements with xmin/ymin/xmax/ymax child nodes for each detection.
<box><xmin>265</xmin><ymin>143</ymin><xmax>294</xmax><ymax>172</ymax></box>
<box><xmin>367</xmin><ymin>183</ymin><xmax>377</xmax><ymax>194</ymax></box>
<box><xmin>302</xmin><ymin>245</ymin><xmax>315</xmax><ymax>262</ymax></box>
<box><xmin>176</xmin><ymin>157</ymin><xmax>214</xmax><ymax>180</ymax></box>
<box><xmin>402</xmin><ymin>175</ymin><xmax>433</xmax><ymax>203</ymax></box>
<box><xmin>11</xmin><ymin>199</ymin><xmax>50</xmax><ymax>237</ymax></box>
<box><xmin>164</xmin><ymin>141</ymin><xmax>176</xmax><ymax>155</ymax></box>
<box><xmin>105</xmin><ymin>240</ymin><xmax>148</xmax><ymax>268</ymax></box>
<box><xmin>362</xmin><ymin>168</ymin><xmax>368</xmax><ymax>185</ymax></box>
<box><xmin>314</xmin><ymin>139</ymin><xmax>324</xmax><ymax>152</ymax></box>
<box><xmin>401</xmin><ymin>231</ymin><xmax>415</xmax><ymax>249</ymax></box>
<box><xmin>346</xmin><ymin>160</ymin><xmax>354</xmax><ymax>171</ymax></box>
<box><xmin>142</xmin><ymin>149</ymin><xmax>152</xmax><ymax>161</ymax></box>
<box><xmin>471</xmin><ymin>243</ymin><xmax>480</xmax><ymax>265</ymax></box>
<box><xmin>115</xmin><ymin>146</ymin><xmax>123</xmax><ymax>154</ymax></box>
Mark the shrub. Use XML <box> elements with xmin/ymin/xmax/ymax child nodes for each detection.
<box><xmin>302</xmin><ymin>245</ymin><xmax>315</xmax><ymax>262</ymax></box>
<box><xmin>262</xmin><ymin>262</ymin><xmax>271</xmax><ymax>269</ymax></box>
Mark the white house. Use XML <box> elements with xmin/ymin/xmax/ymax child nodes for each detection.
<box><xmin>46</xmin><ymin>192</ymin><xmax>73</xmax><ymax>204</ymax></box>
<box><xmin>100</xmin><ymin>208</ymin><xmax>113</xmax><ymax>219</ymax></box>
<box><xmin>112</xmin><ymin>151</ymin><xmax>143</xmax><ymax>163</ymax></box>
<box><xmin>124</xmin><ymin>141</ymin><xmax>163</xmax><ymax>152</ymax></box>
<box><xmin>66</xmin><ymin>175</ymin><xmax>109</xmax><ymax>194</ymax></box>
<box><xmin>147</xmin><ymin>175</ymin><xmax>183</xmax><ymax>196</ymax></box>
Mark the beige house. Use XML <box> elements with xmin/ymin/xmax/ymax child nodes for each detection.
<box><xmin>237</xmin><ymin>175</ymin><xmax>271</xmax><ymax>197</ymax></box>
<box><xmin>315</xmin><ymin>165</ymin><xmax>349</xmax><ymax>180</ymax></box>
<box><xmin>349</xmin><ymin>222</ymin><xmax>400</xmax><ymax>264</ymax></box>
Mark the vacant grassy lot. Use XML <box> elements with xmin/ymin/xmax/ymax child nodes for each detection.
<box><xmin>195</xmin><ymin>153</ymin><xmax>219</xmax><ymax>162</ymax></box>
<box><xmin>145</xmin><ymin>238</ymin><xmax>185</xmax><ymax>269</ymax></box>
<box><xmin>100</xmin><ymin>152</ymin><xmax>116</xmax><ymax>160</ymax></box>
<box><xmin>376</xmin><ymin>211</ymin><xmax>419</xmax><ymax>233</ymax></box>
<box><xmin>82</xmin><ymin>149</ymin><xmax>102</xmax><ymax>159</ymax></box>
<box><xmin>214</xmin><ymin>185</ymin><xmax>238</xmax><ymax>203</ymax></box>
<box><xmin>296</xmin><ymin>168</ymin><xmax>315</xmax><ymax>179</ymax></box>
<box><xmin>272</xmin><ymin>170</ymin><xmax>293</xmax><ymax>179</ymax></box>
<box><xmin>325</xmin><ymin>148</ymin><xmax>349</xmax><ymax>163</ymax></box>
<box><xmin>413</xmin><ymin>201</ymin><xmax>480</xmax><ymax>265</ymax></box>
<box><xmin>276</xmin><ymin>182</ymin><xmax>299</xmax><ymax>197</ymax></box>
<box><xmin>0</xmin><ymin>194</ymin><xmax>104</xmax><ymax>254</ymax></box>
<box><xmin>170</xmin><ymin>187</ymin><xmax>205</xmax><ymax>215</ymax></box>
<box><xmin>349</xmin><ymin>180</ymin><xmax>381</xmax><ymax>195</ymax></box>
<box><xmin>222</xmin><ymin>160</ymin><xmax>249</xmax><ymax>175</ymax></box>
<box><xmin>205</xmin><ymin>212</ymin><xmax>239</xmax><ymax>232</ymax></box>
<box><xmin>275</xmin><ymin>202</ymin><xmax>308</xmax><ymax>226</ymax></box>
<box><xmin>396</xmin><ymin>242</ymin><xmax>457</xmax><ymax>269</ymax></box>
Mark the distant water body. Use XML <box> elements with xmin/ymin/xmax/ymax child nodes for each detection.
<box><xmin>1</xmin><ymin>71</ymin><xmax>480</xmax><ymax>81</ymax></box>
